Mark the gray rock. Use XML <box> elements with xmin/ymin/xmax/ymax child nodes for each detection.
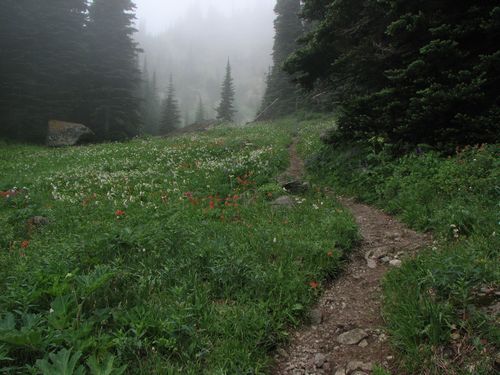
<box><xmin>358</xmin><ymin>339</ymin><xmax>368</xmax><ymax>348</ymax></box>
<box><xmin>337</xmin><ymin>328</ymin><xmax>368</xmax><ymax>345</ymax></box>
<box><xmin>282</xmin><ymin>180</ymin><xmax>309</xmax><ymax>194</ymax></box>
<box><xmin>389</xmin><ymin>259</ymin><xmax>402</xmax><ymax>268</ymax></box>
<box><xmin>367</xmin><ymin>259</ymin><xmax>377</xmax><ymax>269</ymax></box>
<box><xmin>381</xmin><ymin>256</ymin><xmax>391</xmax><ymax>264</ymax></box>
<box><xmin>346</xmin><ymin>361</ymin><xmax>373</xmax><ymax>372</ymax></box>
<box><xmin>46</xmin><ymin>120</ymin><xmax>94</xmax><ymax>147</ymax></box>
<box><xmin>28</xmin><ymin>216</ymin><xmax>50</xmax><ymax>227</ymax></box>
<box><xmin>314</xmin><ymin>353</ymin><xmax>326</xmax><ymax>368</ymax></box>
<box><xmin>271</xmin><ymin>196</ymin><xmax>295</xmax><ymax>207</ymax></box>
<box><xmin>310</xmin><ymin>309</ymin><xmax>323</xmax><ymax>325</ymax></box>
<box><xmin>334</xmin><ymin>369</ymin><xmax>346</xmax><ymax>375</ymax></box>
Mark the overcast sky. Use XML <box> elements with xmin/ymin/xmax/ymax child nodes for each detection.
<box><xmin>135</xmin><ymin>0</ymin><xmax>276</xmax><ymax>34</ymax></box>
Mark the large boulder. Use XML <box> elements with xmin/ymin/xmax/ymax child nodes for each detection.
<box><xmin>46</xmin><ymin>120</ymin><xmax>94</xmax><ymax>147</ymax></box>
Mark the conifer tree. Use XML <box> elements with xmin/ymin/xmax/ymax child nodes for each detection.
<box><xmin>216</xmin><ymin>61</ymin><xmax>236</xmax><ymax>123</ymax></box>
<box><xmin>85</xmin><ymin>0</ymin><xmax>141</xmax><ymax>140</ymax></box>
<box><xmin>160</xmin><ymin>75</ymin><xmax>181</xmax><ymax>134</ymax></box>
<box><xmin>259</xmin><ymin>0</ymin><xmax>303</xmax><ymax>119</ymax></box>
<box><xmin>0</xmin><ymin>0</ymin><xmax>87</xmax><ymax>142</ymax></box>
<box><xmin>287</xmin><ymin>0</ymin><xmax>500</xmax><ymax>151</ymax></box>
<box><xmin>196</xmin><ymin>97</ymin><xmax>205</xmax><ymax>123</ymax></box>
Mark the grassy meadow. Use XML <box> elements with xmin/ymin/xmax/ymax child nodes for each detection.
<box><xmin>0</xmin><ymin>121</ymin><xmax>358</xmax><ymax>374</ymax></box>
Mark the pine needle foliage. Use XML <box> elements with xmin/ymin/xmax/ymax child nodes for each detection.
<box><xmin>216</xmin><ymin>61</ymin><xmax>237</xmax><ymax>123</ymax></box>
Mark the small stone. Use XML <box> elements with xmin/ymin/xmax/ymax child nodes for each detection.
<box><xmin>346</xmin><ymin>361</ymin><xmax>373</xmax><ymax>372</ymax></box>
<box><xmin>27</xmin><ymin>216</ymin><xmax>50</xmax><ymax>230</ymax></box>
<box><xmin>337</xmin><ymin>328</ymin><xmax>368</xmax><ymax>345</ymax></box>
<box><xmin>310</xmin><ymin>309</ymin><xmax>323</xmax><ymax>325</ymax></box>
<box><xmin>367</xmin><ymin>259</ymin><xmax>377</xmax><ymax>269</ymax></box>
<box><xmin>389</xmin><ymin>259</ymin><xmax>402</xmax><ymax>267</ymax></box>
<box><xmin>358</xmin><ymin>339</ymin><xmax>368</xmax><ymax>348</ymax></box>
<box><xmin>271</xmin><ymin>196</ymin><xmax>295</xmax><ymax>207</ymax></box>
<box><xmin>378</xmin><ymin>333</ymin><xmax>388</xmax><ymax>342</ymax></box>
<box><xmin>282</xmin><ymin>180</ymin><xmax>309</xmax><ymax>194</ymax></box>
<box><xmin>381</xmin><ymin>256</ymin><xmax>391</xmax><ymax>264</ymax></box>
<box><xmin>334</xmin><ymin>369</ymin><xmax>346</xmax><ymax>375</ymax></box>
<box><xmin>314</xmin><ymin>353</ymin><xmax>326</xmax><ymax>368</ymax></box>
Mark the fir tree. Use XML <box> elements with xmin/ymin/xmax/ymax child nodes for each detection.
<box><xmin>196</xmin><ymin>97</ymin><xmax>205</xmax><ymax>123</ymax></box>
<box><xmin>160</xmin><ymin>75</ymin><xmax>181</xmax><ymax>134</ymax></box>
<box><xmin>287</xmin><ymin>0</ymin><xmax>500</xmax><ymax>152</ymax></box>
<box><xmin>216</xmin><ymin>61</ymin><xmax>236</xmax><ymax>123</ymax></box>
<box><xmin>259</xmin><ymin>0</ymin><xmax>303</xmax><ymax>119</ymax></box>
<box><xmin>85</xmin><ymin>0</ymin><xmax>141</xmax><ymax>140</ymax></box>
<box><xmin>0</xmin><ymin>0</ymin><xmax>88</xmax><ymax>142</ymax></box>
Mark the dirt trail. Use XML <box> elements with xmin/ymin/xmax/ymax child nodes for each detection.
<box><xmin>274</xmin><ymin>139</ymin><xmax>431</xmax><ymax>375</ymax></box>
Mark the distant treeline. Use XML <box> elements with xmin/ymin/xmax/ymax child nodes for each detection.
<box><xmin>0</xmin><ymin>0</ymin><xmax>142</xmax><ymax>142</ymax></box>
<box><xmin>279</xmin><ymin>0</ymin><xmax>500</xmax><ymax>152</ymax></box>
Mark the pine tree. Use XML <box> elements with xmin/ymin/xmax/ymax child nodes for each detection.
<box><xmin>196</xmin><ymin>97</ymin><xmax>205</xmax><ymax>123</ymax></box>
<box><xmin>287</xmin><ymin>0</ymin><xmax>500</xmax><ymax>152</ymax></box>
<box><xmin>216</xmin><ymin>61</ymin><xmax>236</xmax><ymax>123</ymax></box>
<box><xmin>85</xmin><ymin>0</ymin><xmax>141</xmax><ymax>140</ymax></box>
<box><xmin>160</xmin><ymin>75</ymin><xmax>181</xmax><ymax>134</ymax></box>
<box><xmin>0</xmin><ymin>0</ymin><xmax>87</xmax><ymax>142</ymax></box>
<box><xmin>259</xmin><ymin>0</ymin><xmax>303</xmax><ymax>119</ymax></box>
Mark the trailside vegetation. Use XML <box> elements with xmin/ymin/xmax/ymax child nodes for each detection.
<box><xmin>298</xmin><ymin>118</ymin><xmax>499</xmax><ymax>374</ymax></box>
<box><xmin>286</xmin><ymin>1</ymin><xmax>500</xmax><ymax>153</ymax></box>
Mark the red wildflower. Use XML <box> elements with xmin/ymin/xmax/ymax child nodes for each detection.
<box><xmin>209</xmin><ymin>200</ymin><xmax>215</xmax><ymax>209</ymax></box>
<box><xmin>327</xmin><ymin>251</ymin><xmax>334</xmax><ymax>257</ymax></box>
<box><xmin>309</xmin><ymin>281</ymin><xmax>319</xmax><ymax>289</ymax></box>
<box><xmin>21</xmin><ymin>240</ymin><xmax>30</xmax><ymax>249</ymax></box>
<box><xmin>115</xmin><ymin>210</ymin><xmax>126</xmax><ymax>216</ymax></box>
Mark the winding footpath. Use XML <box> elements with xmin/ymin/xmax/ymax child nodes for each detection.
<box><xmin>274</xmin><ymin>139</ymin><xmax>431</xmax><ymax>375</ymax></box>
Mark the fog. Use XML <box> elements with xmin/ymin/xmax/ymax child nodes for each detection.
<box><xmin>135</xmin><ymin>0</ymin><xmax>274</xmax><ymax>35</ymax></box>
<box><xmin>134</xmin><ymin>0</ymin><xmax>277</xmax><ymax>124</ymax></box>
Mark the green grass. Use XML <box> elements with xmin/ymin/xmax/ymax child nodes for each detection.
<box><xmin>0</xmin><ymin>120</ymin><xmax>358</xmax><ymax>374</ymax></box>
<box><xmin>304</xmin><ymin>120</ymin><xmax>499</xmax><ymax>374</ymax></box>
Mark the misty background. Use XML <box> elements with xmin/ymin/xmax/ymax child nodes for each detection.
<box><xmin>134</xmin><ymin>0</ymin><xmax>276</xmax><ymax>124</ymax></box>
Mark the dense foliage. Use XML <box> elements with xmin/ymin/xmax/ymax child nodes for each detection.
<box><xmin>0</xmin><ymin>0</ymin><xmax>141</xmax><ymax>143</ymax></box>
<box><xmin>216</xmin><ymin>62</ymin><xmax>237</xmax><ymax>123</ymax></box>
<box><xmin>0</xmin><ymin>121</ymin><xmax>357</xmax><ymax>373</ymax></box>
<box><xmin>0</xmin><ymin>0</ymin><xmax>87</xmax><ymax>143</ymax></box>
<box><xmin>287</xmin><ymin>1</ymin><xmax>500</xmax><ymax>152</ymax></box>
<box><xmin>301</xmin><ymin>119</ymin><xmax>499</xmax><ymax>374</ymax></box>
<box><xmin>259</xmin><ymin>0</ymin><xmax>304</xmax><ymax>119</ymax></box>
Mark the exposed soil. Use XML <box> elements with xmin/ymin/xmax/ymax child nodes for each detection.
<box><xmin>273</xmin><ymin>139</ymin><xmax>431</xmax><ymax>375</ymax></box>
